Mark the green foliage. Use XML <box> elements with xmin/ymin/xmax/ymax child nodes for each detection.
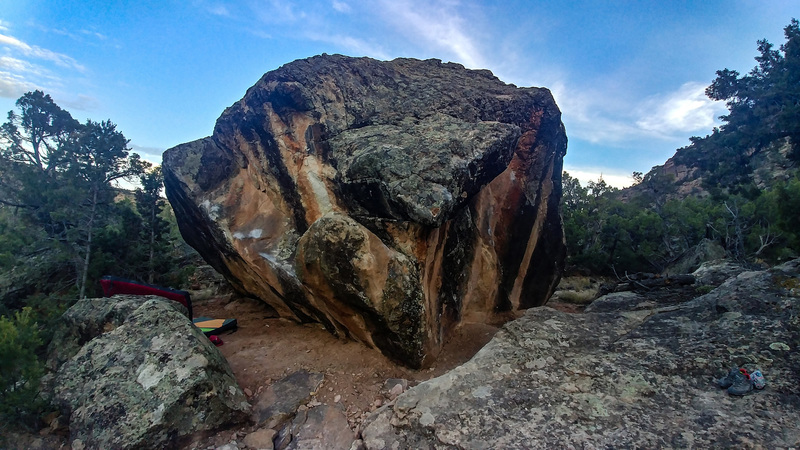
<box><xmin>696</xmin><ymin>285</ymin><xmax>714</xmax><ymax>295</ymax></box>
<box><xmin>135</xmin><ymin>166</ymin><xmax>171</xmax><ymax>284</ymax></box>
<box><xmin>674</xmin><ymin>19</ymin><xmax>800</xmax><ymax>188</ymax></box>
<box><xmin>0</xmin><ymin>307</ymin><xmax>45</xmax><ymax>428</ymax></box>
<box><xmin>0</xmin><ymin>91</ymin><xmax>198</xmax><ymax>429</ymax></box>
<box><xmin>0</xmin><ymin>90</ymin><xmax>192</xmax><ymax>303</ymax></box>
<box><xmin>562</xmin><ymin>171</ymin><xmax>800</xmax><ymax>275</ymax></box>
<box><xmin>563</xmin><ymin>20</ymin><xmax>800</xmax><ymax>275</ymax></box>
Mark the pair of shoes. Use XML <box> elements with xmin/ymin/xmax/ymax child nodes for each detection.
<box><xmin>717</xmin><ymin>368</ymin><xmax>752</xmax><ymax>395</ymax></box>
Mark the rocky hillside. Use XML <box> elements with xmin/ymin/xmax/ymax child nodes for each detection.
<box><xmin>623</xmin><ymin>20</ymin><xmax>799</xmax><ymax>203</ymax></box>
<box><xmin>621</xmin><ymin>137</ymin><xmax>797</xmax><ymax>202</ymax></box>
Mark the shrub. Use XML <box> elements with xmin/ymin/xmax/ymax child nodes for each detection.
<box><xmin>0</xmin><ymin>307</ymin><xmax>46</xmax><ymax>429</ymax></box>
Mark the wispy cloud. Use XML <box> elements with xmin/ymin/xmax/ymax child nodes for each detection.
<box><xmin>250</xmin><ymin>0</ymin><xmax>306</xmax><ymax>24</ymax></box>
<box><xmin>635</xmin><ymin>82</ymin><xmax>725</xmax><ymax>137</ymax></box>
<box><xmin>372</xmin><ymin>0</ymin><xmax>483</xmax><ymax>68</ymax></box>
<box><xmin>332</xmin><ymin>0</ymin><xmax>351</xmax><ymax>13</ymax></box>
<box><xmin>130</xmin><ymin>144</ymin><xmax>166</xmax><ymax>165</ymax></box>
<box><xmin>0</xmin><ymin>56</ymin><xmax>53</xmax><ymax>99</ymax></box>
<box><xmin>0</xmin><ymin>56</ymin><xmax>44</xmax><ymax>76</ymax></box>
<box><xmin>555</xmin><ymin>81</ymin><xmax>725</xmax><ymax>146</ymax></box>
<box><xmin>0</xmin><ymin>70</ymin><xmax>40</xmax><ymax>99</ymax></box>
<box><xmin>0</xmin><ymin>33</ymin><xmax>85</xmax><ymax>72</ymax></box>
<box><xmin>0</xmin><ymin>26</ymin><xmax>92</xmax><ymax>105</ymax></box>
<box><xmin>80</xmin><ymin>29</ymin><xmax>108</xmax><ymax>41</ymax></box>
<box><xmin>61</xmin><ymin>94</ymin><xmax>100</xmax><ymax>112</ymax></box>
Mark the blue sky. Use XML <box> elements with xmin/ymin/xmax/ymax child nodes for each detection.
<box><xmin>0</xmin><ymin>1</ymin><xmax>796</xmax><ymax>187</ymax></box>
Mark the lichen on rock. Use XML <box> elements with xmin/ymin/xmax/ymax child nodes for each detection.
<box><xmin>50</xmin><ymin>296</ymin><xmax>249</xmax><ymax>449</ymax></box>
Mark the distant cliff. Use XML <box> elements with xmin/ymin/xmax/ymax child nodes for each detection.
<box><xmin>620</xmin><ymin>137</ymin><xmax>796</xmax><ymax>203</ymax></box>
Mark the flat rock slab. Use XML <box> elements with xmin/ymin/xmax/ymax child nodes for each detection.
<box><xmin>362</xmin><ymin>260</ymin><xmax>800</xmax><ymax>448</ymax></box>
<box><xmin>252</xmin><ymin>370</ymin><xmax>325</xmax><ymax>429</ymax></box>
<box><xmin>276</xmin><ymin>405</ymin><xmax>354</xmax><ymax>450</ymax></box>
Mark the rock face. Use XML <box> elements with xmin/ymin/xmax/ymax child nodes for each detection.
<box><xmin>50</xmin><ymin>296</ymin><xmax>250</xmax><ymax>449</ymax></box>
<box><xmin>362</xmin><ymin>260</ymin><xmax>800</xmax><ymax>448</ymax></box>
<box><xmin>163</xmin><ymin>55</ymin><xmax>567</xmax><ymax>368</ymax></box>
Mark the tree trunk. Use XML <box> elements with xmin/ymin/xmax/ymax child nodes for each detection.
<box><xmin>78</xmin><ymin>187</ymin><xmax>97</xmax><ymax>299</ymax></box>
<box><xmin>148</xmin><ymin>203</ymin><xmax>156</xmax><ymax>284</ymax></box>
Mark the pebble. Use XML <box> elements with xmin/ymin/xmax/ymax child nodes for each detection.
<box><xmin>334</xmin><ymin>394</ymin><xmax>342</xmax><ymax>403</ymax></box>
<box><xmin>243</xmin><ymin>428</ymin><xmax>276</xmax><ymax>450</ymax></box>
<box><xmin>388</xmin><ymin>383</ymin><xmax>404</xmax><ymax>399</ymax></box>
<box><xmin>244</xmin><ymin>388</ymin><xmax>253</xmax><ymax>397</ymax></box>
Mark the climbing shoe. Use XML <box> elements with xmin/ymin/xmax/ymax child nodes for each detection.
<box><xmin>726</xmin><ymin>369</ymin><xmax>753</xmax><ymax>396</ymax></box>
<box><xmin>717</xmin><ymin>368</ymin><xmax>740</xmax><ymax>388</ymax></box>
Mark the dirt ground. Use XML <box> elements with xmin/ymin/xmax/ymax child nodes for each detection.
<box><xmin>186</xmin><ymin>294</ymin><xmax>507</xmax><ymax>448</ymax></box>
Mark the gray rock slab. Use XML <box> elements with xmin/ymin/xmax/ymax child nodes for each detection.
<box><xmin>252</xmin><ymin>370</ymin><xmax>325</xmax><ymax>429</ymax></box>
<box><xmin>362</xmin><ymin>260</ymin><xmax>800</xmax><ymax>448</ymax></box>
<box><xmin>280</xmin><ymin>405</ymin><xmax>354</xmax><ymax>450</ymax></box>
<box><xmin>583</xmin><ymin>291</ymin><xmax>645</xmax><ymax>313</ymax></box>
<box><xmin>693</xmin><ymin>259</ymin><xmax>752</xmax><ymax>287</ymax></box>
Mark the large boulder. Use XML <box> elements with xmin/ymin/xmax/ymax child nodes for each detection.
<box><xmin>362</xmin><ymin>260</ymin><xmax>800</xmax><ymax>448</ymax></box>
<box><xmin>162</xmin><ymin>55</ymin><xmax>567</xmax><ymax>368</ymax></box>
<box><xmin>50</xmin><ymin>296</ymin><xmax>250</xmax><ymax>449</ymax></box>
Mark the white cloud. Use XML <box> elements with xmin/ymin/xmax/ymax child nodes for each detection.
<box><xmin>0</xmin><ymin>70</ymin><xmax>40</xmax><ymax>99</ymax></box>
<box><xmin>373</xmin><ymin>0</ymin><xmax>483</xmax><ymax>68</ymax></box>
<box><xmin>563</xmin><ymin>166</ymin><xmax>635</xmax><ymax>189</ymax></box>
<box><xmin>332</xmin><ymin>0</ymin><xmax>351</xmax><ymax>13</ymax></box>
<box><xmin>0</xmin><ymin>33</ymin><xmax>85</xmax><ymax>72</ymax></box>
<box><xmin>553</xmin><ymin>80</ymin><xmax>725</xmax><ymax>147</ymax></box>
<box><xmin>635</xmin><ymin>82</ymin><xmax>725</xmax><ymax>137</ymax></box>
<box><xmin>0</xmin><ymin>20</ymin><xmax>9</xmax><ymax>33</ymax></box>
